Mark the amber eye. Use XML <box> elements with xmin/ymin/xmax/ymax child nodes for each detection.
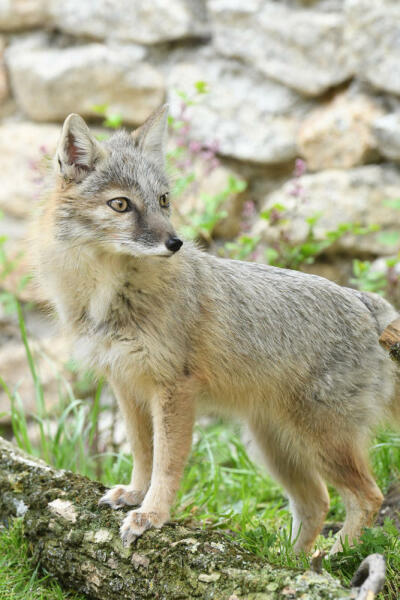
<box><xmin>159</xmin><ymin>192</ymin><xmax>170</xmax><ymax>208</ymax></box>
<box><xmin>107</xmin><ymin>197</ymin><xmax>131</xmax><ymax>213</ymax></box>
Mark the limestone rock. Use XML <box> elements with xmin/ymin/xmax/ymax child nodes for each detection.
<box><xmin>284</xmin><ymin>1</ymin><xmax>345</xmax><ymax>9</ymax></box>
<box><xmin>253</xmin><ymin>165</ymin><xmax>400</xmax><ymax>257</ymax></box>
<box><xmin>373</xmin><ymin>113</ymin><xmax>400</xmax><ymax>162</ymax></box>
<box><xmin>345</xmin><ymin>0</ymin><xmax>400</xmax><ymax>95</ymax></box>
<box><xmin>301</xmin><ymin>258</ymin><xmax>353</xmax><ymax>287</ymax></box>
<box><xmin>0</xmin><ymin>36</ymin><xmax>8</xmax><ymax>104</ymax></box>
<box><xmin>0</xmin><ymin>0</ymin><xmax>48</xmax><ymax>30</ymax></box>
<box><xmin>0</xmin><ymin>214</ymin><xmax>27</xmax><ymax>252</ymax></box>
<box><xmin>0</xmin><ymin>121</ymin><xmax>59</xmax><ymax>219</ymax></box>
<box><xmin>167</xmin><ymin>54</ymin><xmax>313</xmax><ymax>164</ymax></box>
<box><xmin>208</xmin><ymin>0</ymin><xmax>353</xmax><ymax>96</ymax></box>
<box><xmin>5</xmin><ymin>40</ymin><xmax>164</xmax><ymax>124</ymax></box>
<box><xmin>49</xmin><ymin>0</ymin><xmax>210</xmax><ymax>44</ymax></box>
<box><xmin>298</xmin><ymin>91</ymin><xmax>382</xmax><ymax>170</ymax></box>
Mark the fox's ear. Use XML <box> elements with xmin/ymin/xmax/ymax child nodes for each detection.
<box><xmin>132</xmin><ymin>104</ymin><xmax>168</xmax><ymax>169</ymax></box>
<box><xmin>56</xmin><ymin>114</ymin><xmax>105</xmax><ymax>182</ymax></box>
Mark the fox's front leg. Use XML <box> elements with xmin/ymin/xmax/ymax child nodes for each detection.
<box><xmin>99</xmin><ymin>381</ymin><xmax>153</xmax><ymax>509</ymax></box>
<box><xmin>120</xmin><ymin>383</ymin><xmax>195</xmax><ymax>545</ymax></box>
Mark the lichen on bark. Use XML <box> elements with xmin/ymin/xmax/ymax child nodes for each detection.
<box><xmin>0</xmin><ymin>438</ymin><xmax>353</xmax><ymax>599</ymax></box>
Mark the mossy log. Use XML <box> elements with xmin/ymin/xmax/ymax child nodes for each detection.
<box><xmin>0</xmin><ymin>438</ymin><xmax>356</xmax><ymax>599</ymax></box>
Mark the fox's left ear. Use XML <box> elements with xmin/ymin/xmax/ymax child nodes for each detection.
<box><xmin>132</xmin><ymin>104</ymin><xmax>168</xmax><ymax>169</ymax></box>
<box><xmin>57</xmin><ymin>113</ymin><xmax>105</xmax><ymax>182</ymax></box>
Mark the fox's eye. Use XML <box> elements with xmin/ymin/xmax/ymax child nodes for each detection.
<box><xmin>159</xmin><ymin>193</ymin><xmax>170</xmax><ymax>208</ymax></box>
<box><xmin>107</xmin><ymin>197</ymin><xmax>131</xmax><ymax>213</ymax></box>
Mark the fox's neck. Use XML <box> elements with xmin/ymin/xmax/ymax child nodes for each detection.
<box><xmin>44</xmin><ymin>244</ymin><xmax>181</xmax><ymax>333</ymax></box>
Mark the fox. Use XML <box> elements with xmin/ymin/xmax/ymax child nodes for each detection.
<box><xmin>33</xmin><ymin>104</ymin><xmax>400</xmax><ymax>555</ymax></box>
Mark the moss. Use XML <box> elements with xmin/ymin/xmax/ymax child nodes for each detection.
<box><xmin>0</xmin><ymin>438</ymin><xmax>353</xmax><ymax>600</ymax></box>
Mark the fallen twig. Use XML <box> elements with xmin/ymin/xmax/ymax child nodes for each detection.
<box><xmin>351</xmin><ymin>554</ymin><xmax>386</xmax><ymax>600</ymax></box>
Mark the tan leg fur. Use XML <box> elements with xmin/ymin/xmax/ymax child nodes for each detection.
<box><xmin>99</xmin><ymin>380</ymin><xmax>153</xmax><ymax>509</ymax></box>
<box><xmin>120</xmin><ymin>380</ymin><xmax>196</xmax><ymax>545</ymax></box>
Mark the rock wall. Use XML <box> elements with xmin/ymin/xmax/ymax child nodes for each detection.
<box><xmin>1</xmin><ymin>0</ymin><xmax>400</xmax><ymax>286</ymax></box>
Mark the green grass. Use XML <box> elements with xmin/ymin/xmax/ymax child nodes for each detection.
<box><xmin>0</xmin><ymin>302</ymin><xmax>399</xmax><ymax>599</ymax></box>
<box><xmin>0</xmin><ymin>520</ymin><xmax>84</xmax><ymax>600</ymax></box>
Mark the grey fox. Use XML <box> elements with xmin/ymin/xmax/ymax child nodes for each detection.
<box><xmin>33</xmin><ymin>105</ymin><xmax>400</xmax><ymax>554</ymax></box>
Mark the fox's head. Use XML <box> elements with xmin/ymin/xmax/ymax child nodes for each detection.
<box><xmin>53</xmin><ymin>105</ymin><xmax>183</xmax><ymax>258</ymax></box>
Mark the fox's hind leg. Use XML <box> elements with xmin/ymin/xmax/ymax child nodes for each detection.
<box><xmin>247</xmin><ymin>421</ymin><xmax>330</xmax><ymax>553</ymax></box>
<box><xmin>99</xmin><ymin>380</ymin><xmax>153</xmax><ymax>509</ymax></box>
<box><xmin>318</xmin><ymin>436</ymin><xmax>383</xmax><ymax>555</ymax></box>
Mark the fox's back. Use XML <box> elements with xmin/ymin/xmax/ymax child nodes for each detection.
<box><xmin>178</xmin><ymin>248</ymin><xmax>398</xmax><ymax>425</ymax></box>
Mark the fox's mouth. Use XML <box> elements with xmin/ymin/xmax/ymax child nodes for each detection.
<box><xmin>152</xmin><ymin>251</ymin><xmax>176</xmax><ymax>259</ymax></box>
<box><xmin>114</xmin><ymin>241</ymin><xmax>176</xmax><ymax>258</ymax></box>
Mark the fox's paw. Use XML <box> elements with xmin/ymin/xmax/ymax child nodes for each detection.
<box><xmin>120</xmin><ymin>509</ymin><xmax>168</xmax><ymax>546</ymax></box>
<box><xmin>98</xmin><ymin>485</ymin><xmax>146</xmax><ymax>509</ymax></box>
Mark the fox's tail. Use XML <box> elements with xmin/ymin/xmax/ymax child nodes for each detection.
<box><xmin>353</xmin><ymin>289</ymin><xmax>400</xmax><ymax>424</ymax></box>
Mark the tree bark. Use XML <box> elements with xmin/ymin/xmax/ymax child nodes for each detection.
<box><xmin>0</xmin><ymin>437</ymin><xmax>355</xmax><ymax>599</ymax></box>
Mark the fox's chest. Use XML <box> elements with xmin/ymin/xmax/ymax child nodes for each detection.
<box><xmin>74</xmin><ymin>292</ymin><xmax>179</xmax><ymax>381</ymax></box>
<box><xmin>75</xmin><ymin>294</ymin><xmax>148</xmax><ymax>371</ymax></box>
<box><xmin>52</xmin><ymin>266</ymin><xmax>185</xmax><ymax>381</ymax></box>
<box><xmin>74</xmin><ymin>330</ymin><xmax>147</xmax><ymax>378</ymax></box>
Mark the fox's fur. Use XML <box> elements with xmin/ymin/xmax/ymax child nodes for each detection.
<box><xmin>33</xmin><ymin>106</ymin><xmax>400</xmax><ymax>554</ymax></box>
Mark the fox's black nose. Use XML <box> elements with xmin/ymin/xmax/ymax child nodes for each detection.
<box><xmin>165</xmin><ymin>236</ymin><xmax>183</xmax><ymax>253</ymax></box>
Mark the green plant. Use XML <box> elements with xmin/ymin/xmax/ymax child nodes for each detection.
<box><xmin>351</xmin><ymin>259</ymin><xmax>389</xmax><ymax>295</ymax></box>
<box><xmin>225</xmin><ymin>207</ymin><xmax>377</xmax><ymax>271</ymax></box>
<box><xmin>179</xmin><ymin>175</ymin><xmax>246</xmax><ymax>242</ymax></box>
<box><xmin>224</xmin><ymin>234</ymin><xmax>261</xmax><ymax>261</ymax></box>
<box><xmin>263</xmin><ymin>214</ymin><xmax>375</xmax><ymax>270</ymax></box>
<box><xmin>351</xmin><ymin>255</ymin><xmax>400</xmax><ymax>305</ymax></box>
<box><xmin>224</xmin><ymin>155</ymin><xmax>379</xmax><ymax>269</ymax></box>
<box><xmin>0</xmin><ymin>212</ymin><xmax>30</xmax><ymax>314</ymax></box>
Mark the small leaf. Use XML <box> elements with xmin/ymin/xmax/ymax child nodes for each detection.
<box><xmin>386</xmin><ymin>257</ymin><xmax>398</xmax><ymax>268</ymax></box>
<box><xmin>104</xmin><ymin>113</ymin><xmax>123</xmax><ymax>129</ymax></box>
<box><xmin>306</xmin><ymin>213</ymin><xmax>321</xmax><ymax>226</ymax></box>
<box><xmin>377</xmin><ymin>231</ymin><xmax>400</xmax><ymax>246</ymax></box>
<box><xmin>195</xmin><ymin>80</ymin><xmax>209</xmax><ymax>94</ymax></box>
<box><xmin>91</xmin><ymin>103</ymin><xmax>108</xmax><ymax>115</ymax></box>
<box><xmin>265</xmin><ymin>248</ymin><xmax>279</xmax><ymax>264</ymax></box>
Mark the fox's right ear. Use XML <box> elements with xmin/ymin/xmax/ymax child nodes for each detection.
<box><xmin>56</xmin><ymin>114</ymin><xmax>105</xmax><ymax>182</ymax></box>
<box><xmin>131</xmin><ymin>104</ymin><xmax>168</xmax><ymax>169</ymax></box>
